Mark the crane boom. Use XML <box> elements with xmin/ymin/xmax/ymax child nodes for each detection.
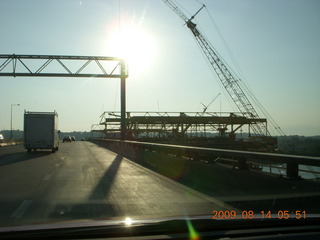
<box><xmin>201</xmin><ymin>93</ymin><xmax>221</xmax><ymax>113</ymax></box>
<box><xmin>163</xmin><ymin>0</ymin><xmax>269</xmax><ymax>137</ymax></box>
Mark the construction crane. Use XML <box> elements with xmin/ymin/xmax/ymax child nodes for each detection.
<box><xmin>162</xmin><ymin>0</ymin><xmax>270</xmax><ymax>138</ymax></box>
<box><xmin>201</xmin><ymin>93</ymin><xmax>221</xmax><ymax>113</ymax></box>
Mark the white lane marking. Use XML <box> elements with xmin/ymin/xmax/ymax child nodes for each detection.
<box><xmin>43</xmin><ymin>174</ymin><xmax>52</xmax><ymax>181</ymax></box>
<box><xmin>10</xmin><ymin>200</ymin><xmax>32</xmax><ymax>219</ymax></box>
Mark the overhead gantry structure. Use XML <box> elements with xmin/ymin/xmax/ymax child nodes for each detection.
<box><xmin>0</xmin><ymin>54</ymin><xmax>128</xmax><ymax>139</ymax></box>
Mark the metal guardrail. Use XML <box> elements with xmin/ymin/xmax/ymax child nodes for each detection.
<box><xmin>91</xmin><ymin>138</ymin><xmax>320</xmax><ymax>180</ymax></box>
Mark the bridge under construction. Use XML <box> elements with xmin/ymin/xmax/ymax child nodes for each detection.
<box><xmin>0</xmin><ymin>2</ymin><xmax>282</xmax><ymax>152</ymax></box>
<box><xmin>98</xmin><ymin>111</ymin><xmax>277</xmax><ymax>151</ymax></box>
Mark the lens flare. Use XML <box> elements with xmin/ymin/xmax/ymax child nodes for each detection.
<box><xmin>186</xmin><ymin>218</ymin><xmax>200</xmax><ymax>240</ymax></box>
<box><xmin>124</xmin><ymin>217</ymin><xmax>133</xmax><ymax>226</ymax></box>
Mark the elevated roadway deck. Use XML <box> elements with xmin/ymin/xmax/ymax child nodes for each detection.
<box><xmin>0</xmin><ymin>142</ymin><xmax>231</xmax><ymax>227</ymax></box>
<box><xmin>1</xmin><ymin>140</ymin><xmax>319</xmax><ymax>228</ymax></box>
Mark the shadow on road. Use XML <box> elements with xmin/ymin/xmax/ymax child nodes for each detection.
<box><xmin>89</xmin><ymin>154</ymin><xmax>123</xmax><ymax>200</ymax></box>
<box><xmin>0</xmin><ymin>150</ymin><xmax>53</xmax><ymax>166</ymax></box>
<box><xmin>48</xmin><ymin>154</ymin><xmax>124</xmax><ymax>220</ymax></box>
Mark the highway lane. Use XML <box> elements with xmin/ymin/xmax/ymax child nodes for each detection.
<box><xmin>0</xmin><ymin>142</ymin><xmax>232</xmax><ymax>227</ymax></box>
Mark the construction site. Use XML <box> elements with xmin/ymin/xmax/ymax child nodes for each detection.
<box><xmin>0</xmin><ymin>2</ymin><xmax>319</xmax><ymax>235</ymax></box>
<box><xmin>97</xmin><ymin>111</ymin><xmax>276</xmax><ymax>151</ymax></box>
<box><xmin>0</xmin><ymin>1</ymin><xmax>282</xmax><ymax>153</ymax></box>
<box><xmin>92</xmin><ymin>0</ymin><xmax>279</xmax><ymax>152</ymax></box>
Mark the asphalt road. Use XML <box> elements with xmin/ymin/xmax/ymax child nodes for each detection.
<box><xmin>0</xmin><ymin>142</ymin><xmax>232</xmax><ymax>227</ymax></box>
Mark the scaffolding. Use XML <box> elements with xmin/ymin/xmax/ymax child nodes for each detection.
<box><xmin>99</xmin><ymin>111</ymin><xmax>276</xmax><ymax>151</ymax></box>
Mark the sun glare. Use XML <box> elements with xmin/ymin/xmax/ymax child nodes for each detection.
<box><xmin>124</xmin><ymin>217</ymin><xmax>133</xmax><ymax>226</ymax></box>
<box><xmin>106</xmin><ymin>24</ymin><xmax>156</xmax><ymax>76</ymax></box>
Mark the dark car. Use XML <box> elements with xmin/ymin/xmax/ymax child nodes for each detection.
<box><xmin>63</xmin><ymin>136</ymin><xmax>72</xmax><ymax>142</ymax></box>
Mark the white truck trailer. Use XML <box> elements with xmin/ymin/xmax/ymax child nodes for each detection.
<box><xmin>24</xmin><ymin>111</ymin><xmax>59</xmax><ymax>153</ymax></box>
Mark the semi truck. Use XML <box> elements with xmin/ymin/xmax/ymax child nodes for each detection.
<box><xmin>24</xmin><ymin>111</ymin><xmax>59</xmax><ymax>153</ymax></box>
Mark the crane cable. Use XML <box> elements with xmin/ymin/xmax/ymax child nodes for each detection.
<box><xmin>203</xmin><ymin>4</ymin><xmax>288</xmax><ymax>136</ymax></box>
<box><xmin>171</xmin><ymin>3</ymin><xmax>238</xmax><ymax>114</ymax></box>
<box><xmin>191</xmin><ymin>30</ymin><xmax>239</xmax><ymax>114</ymax></box>
<box><xmin>201</xmin><ymin>3</ymin><xmax>300</xmax><ymax>154</ymax></box>
<box><xmin>178</xmin><ymin>0</ymin><xmax>318</xmax><ymax>179</ymax></box>
<box><xmin>204</xmin><ymin>5</ymin><xmax>319</xmax><ymax>178</ymax></box>
<box><xmin>204</xmin><ymin>7</ymin><xmax>254</xmax><ymax>93</ymax></box>
<box><xmin>189</xmin><ymin>1</ymin><xmax>290</xmax><ymax>138</ymax></box>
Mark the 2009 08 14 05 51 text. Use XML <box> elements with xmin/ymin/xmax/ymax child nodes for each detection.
<box><xmin>212</xmin><ymin>210</ymin><xmax>306</xmax><ymax>220</ymax></box>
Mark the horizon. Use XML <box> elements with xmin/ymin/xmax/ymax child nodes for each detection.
<box><xmin>1</xmin><ymin>129</ymin><xmax>320</xmax><ymax>138</ymax></box>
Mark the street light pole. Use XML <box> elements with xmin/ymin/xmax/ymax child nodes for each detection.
<box><xmin>10</xmin><ymin>104</ymin><xmax>20</xmax><ymax>139</ymax></box>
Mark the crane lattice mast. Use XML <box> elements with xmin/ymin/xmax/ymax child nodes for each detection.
<box><xmin>163</xmin><ymin>0</ymin><xmax>270</xmax><ymax>137</ymax></box>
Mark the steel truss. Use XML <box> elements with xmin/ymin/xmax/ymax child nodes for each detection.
<box><xmin>99</xmin><ymin>111</ymin><xmax>267</xmax><ymax>138</ymax></box>
<box><xmin>0</xmin><ymin>54</ymin><xmax>127</xmax><ymax>78</ymax></box>
<box><xmin>0</xmin><ymin>54</ymin><xmax>128</xmax><ymax>139</ymax></box>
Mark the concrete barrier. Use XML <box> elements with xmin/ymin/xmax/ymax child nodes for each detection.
<box><xmin>91</xmin><ymin>139</ymin><xmax>320</xmax><ymax>213</ymax></box>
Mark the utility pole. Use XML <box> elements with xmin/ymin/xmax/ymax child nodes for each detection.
<box><xmin>10</xmin><ymin>103</ymin><xmax>20</xmax><ymax>139</ymax></box>
<box><xmin>120</xmin><ymin>59</ymin><xmax>127</xmax><ymax>140</ymax></box>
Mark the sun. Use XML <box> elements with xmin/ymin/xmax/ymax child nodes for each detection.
<box><xmin>106</xmin><ymin>23</ymin><xmax>156</xmax><ymax>76</ymax></box>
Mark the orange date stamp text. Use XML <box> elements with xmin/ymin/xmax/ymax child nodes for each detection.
<box><xmin>212</xmin><ymin>210</ymin><xmax>306</xmax><ymax>220</ymax></box>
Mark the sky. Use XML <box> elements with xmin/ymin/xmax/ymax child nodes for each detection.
<box><xmin>0</xmin><ymin>0</ymin><xmax>319</xmax><ymax>136</ymax></box>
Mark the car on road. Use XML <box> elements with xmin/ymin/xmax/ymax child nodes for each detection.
<box><xmin>63</xmin><ymin>136</ymin><xmax>72</xmax><ymax>142</ymax></box>
<box><xmin>0</xmin><ymin>134</ymin><xmax>4</xmax><ymax>147</ymax></box>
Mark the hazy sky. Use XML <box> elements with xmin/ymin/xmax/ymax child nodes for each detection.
<box><xmin>0</xmin><ymin>0</ymin><xmax>319</xmax><ymax>136</ymax></box>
